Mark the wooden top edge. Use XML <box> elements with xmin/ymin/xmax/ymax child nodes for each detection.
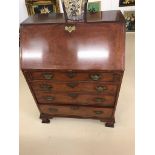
<box><xmin>21</xmin><ymin>10</ymin><xmax>125</xmax><ymax>25</ymax></box>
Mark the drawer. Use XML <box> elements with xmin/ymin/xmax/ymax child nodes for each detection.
<box><xmin>35</xmin><ymin>92</ymin><xmax>115</xmax><ymax>107</ymax></box>
<box><xmin>39</xmin><ymin>105</ymin><xmax>113</xmax><ymax>119</ymax></box>
<box><xmin>27</xmin><ymin>71</ymin><xmax>121</xmax><ymax>82</ymax></box>
<box><xmin>31</xmin><ymin>81</ymin><xmax>117</xmax><ymax>94</ymax></box>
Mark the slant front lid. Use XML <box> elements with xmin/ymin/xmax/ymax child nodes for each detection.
<box><xmin>20</xmin><ymin>11</ymin><xmax>125</xmax><ymax>70</ymax></box>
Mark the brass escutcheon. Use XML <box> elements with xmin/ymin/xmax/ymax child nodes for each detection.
<box><xmin>67</xmin><ymin>82</ymin><xmax>78</xmax><ymax>88</ymax></box>
<box><xmin>96</xmin><ymin>86</ymin><xmax>107</xmax><ymax>92</ymax></box>
<box><xmin>40</xmin><ymin>84</ymin><xmax>53</xmax><ymax>91</ymax></box>
<box><xmin>90</xmin><ymin>73</ymin><xmax>101</xmax><ymax>81</ymax></box>
<box><xmin>93</xmin><ymin>110</ymin><xmax>103</xmax><ymax>115</ymax></box>
<box><xmin>66</xmin><ymin>71</ymin><xmax>76</xmax><ymax>78</ymax></box>
<box><xmin>42</xmin><ymin>73</ymin><xmax>54</xmax><ymax>80</ymax></box>
<box><xmin>68</xmin><ymin>93</ymin><xmax>78</xmax><ymax>98</ymax></box>
<box><xmin>65</xmin><ymin>25</ymin><xmax>76</xmax><ymax>33</ymax></box>
<box><xmin>45</xmin><ymin>96</ymin><xmax>55</xmax><ymax>101</ymax></box>
<box><xmin>95</xmin><ymin>97</ymin><xmax>105</xmax><ymax>102</ymax></box>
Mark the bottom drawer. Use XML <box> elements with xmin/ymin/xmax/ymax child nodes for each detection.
<box><xmin>39</xmin><ymin>105</ymin><xmax>113</xmax><ymax>119</ymax></box>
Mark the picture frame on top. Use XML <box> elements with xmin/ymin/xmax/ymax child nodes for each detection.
<box><xmin>88</xmin><ymin>1</ymin><xmax>101</xmax><ymax>13</ymax></box>
<box><xmin>124</xmin><ymin>11</ymin><xmax>135</xmax><ymax>32</ymax></box>
<box><xmin>119</xmin><ymin>0</ymin><xmax>135</xmax><ymax>7</ymax></box>
<box><xmin>25</xmin><ymin>0</ymin><xmax>60</xmax><ymax>16</ymax></box>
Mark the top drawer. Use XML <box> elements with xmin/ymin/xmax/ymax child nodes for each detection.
<box><xmin>26</xmin><ymin>71</ymin><xmax>122</xmax><ymax>82</ymax></box>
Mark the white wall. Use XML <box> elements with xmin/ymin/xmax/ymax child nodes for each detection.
<box><xmin>19</xmin><ymin>0</ymin><xmax>28</xmax><ymax>23</ymax></box>
<box><xmin>19</xmin><ymin>0</ymin><xmax>135</xmax><ymax>23</ymax></box>
<box><xmin>90</xmin><ymin>0</ymin><xmax>135</xmax><ymax>12</ymax></box>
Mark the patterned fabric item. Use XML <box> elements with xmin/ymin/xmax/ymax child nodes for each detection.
<box><xmin>63</xmin><ymin>0</ymin><xmax>87</xmax><ymax>20</ymax></box>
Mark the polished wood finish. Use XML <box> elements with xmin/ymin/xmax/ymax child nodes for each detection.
<box><xmin>20</xmin><ymin>11</ymin><xmax>125</xmax><ymax>127</ymax></box>
<box><xmin>26</xmin><ymin>71</ymin><xmax>121</xmax><ymax>82</ymax></box>
<box><xmin>33</xmin><ymin>92</ymin><xmax>115</xmax><ymax>106</ymax></box>
<box><xmin>30</xmin><ymin>81</ymin><xmax>117</xmax><ymax>94</ymax></box>
<box><xmin>20</xmin><ymin>11</ymin><xmax>125</xmax><ymax>70</ymax></box>
<box><xmin>39</xmin><ymin>105</ymin><xmax>113</xmax><ymax>119</ymax></box>
<box><xmin>20</xmin><ymin>23</ymin><xmax>124</xmax><ymax>70</ymax></box>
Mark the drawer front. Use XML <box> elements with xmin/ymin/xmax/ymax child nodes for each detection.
<box><xmin>31</xmin><ymin>81</ymin><xmax>117</xmax><ymax>94</ymax></box>
<box><xmin>39</xmin><ymin>105</ymin><xmax>113</xmax><ymax>119</ymax></box>
<box><xmin>28</xmin><ymin>71</ymin><xmax>120</xmax><ymax>82</ymax></box>
<box><xmin>35</xmin><ymin>92</ymin><xmax>115</xmax><ymax>106</ymax></box>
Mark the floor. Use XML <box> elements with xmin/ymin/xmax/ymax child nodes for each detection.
<box><xmin>19</xmin><ymin>33</ymin><xmax>135</xmax><ymax>155</ymax></box>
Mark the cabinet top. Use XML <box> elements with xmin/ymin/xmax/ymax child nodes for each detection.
<box><xmin>21</xmin><ymin>10</ymin><xmax>125</xmax><ymax>25</ymax></box>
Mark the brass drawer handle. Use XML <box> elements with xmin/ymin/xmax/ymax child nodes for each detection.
<box><xmin>70</xmin><ymin>106</ymin><xmax>79</xmax><ymax>110</ymax></box>
<box><xmin>95</xmin><ymin>97</ymin><xmax>105</xmax><ymax>103</ymax></box>
<box><xmin>93</xmin><ymin>110</ymin><xmax>103</xmax><ymax>115</ymax></box>
<box><xmin>40</xmin><ymin>84</ymin><xmax>53</xmax><ymax>91</ymax></box>
<box><xmin>42</xmin><ymin>73</ymin><xmax>54</xmax><ymax>80</ymax></box>
<box><xmin>67</xmin><ymin>82</ymin><xmax>78</xmax><ymax>88</ymax></box>
<box><xmin>45</xmin><ymin>96</ymin><xmax>55</xmax><ymax>101</ymax></box>
<box><xmin>96</xmin><ymin>86</ymin><xmax>107</xmax><ymax>92</ymax></box>
<box><xmin>66</xmin><ymin>71</ymin><xmax>77</xmax><ymax>78</ymax></box>
<box><xmin>48</xmin><ymin>108</ymin><xmax>58</xmax><ymax>112</ymax></box>
<box><xmin>90</xmin><ymin>73</ymin><xmax>101</xmax><ymax>81</ymax></box>
<box><xmin>68</xmin><ymin>93</ymin><xmax>78</xmax><ymax>98</ymax></box>
<box><xmin>65</xmin><ymin>25</ymin><xmax>76</xmax><ymax>33</ymax></box>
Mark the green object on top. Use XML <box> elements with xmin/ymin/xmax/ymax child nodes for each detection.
<box><xmin>88</xmin><ymin>1</ymin><xmax>101</xmax><ymax>13</ymax></box>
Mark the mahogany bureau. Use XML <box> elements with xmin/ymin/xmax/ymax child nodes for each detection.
<box><xmin>20</xmin><ymin>10</ymin><xmax>125</xmax><ymax>127</ymax></box>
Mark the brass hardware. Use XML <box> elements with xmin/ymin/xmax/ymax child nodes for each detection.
<box><xmin>96</xmin><ymin>86</ymin><xmax>107</xmax><ymax>92</ymax></box>
<box><xmin>45</xmin><ymin>96</ymin><xmax>55</xmax><ymax>101</ymax></box>
<box><xmin>90</xmin><ymin>73</ymin><xmax>101</xmax><ymax>81</ymax></box>
<box><xmin>68</xmin><ymin>93</ymin><xmax>78</xmax><ymax>98</ymax></box>
<box><xmin>93</xmin><ymin>110</ymin><xmax>103</xmax><ymax>115</ymax></box>
<box><xmin>95</xmin><ymin>98</ymin><xmax>105</xmax><ymax>102</ymax></box>
<box><xmin>65</xmin><ymin>25</ymin><xmax>76</xmax><ymax>33</ymax></box>
<box><xmin>48</xmin><ymin>108</ymin><xmax>58</xmax><ymax>112</ymax></box>
<box><xmin>42</xmin><ymin>73</ymin><xmax>54</xmax><ymax>80</ymax></box>
<box><xmin>70</xmin><ymin>106</ymin><xmax>79</xmax><ymax>110</ymax></box>
<box><xmin>66</xmin><ymin>71</ymin><xmax>76</xmax><ymax>78</ymax></box>
<box><xmin>40</xmin><ymin>84</ymin><xmax>53</xmax><ymax>91</ymax></box>
<box><xmin>67</xmin><ymin>82</ymin><xmax>78</xmax><ymax>88</ymax></box>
